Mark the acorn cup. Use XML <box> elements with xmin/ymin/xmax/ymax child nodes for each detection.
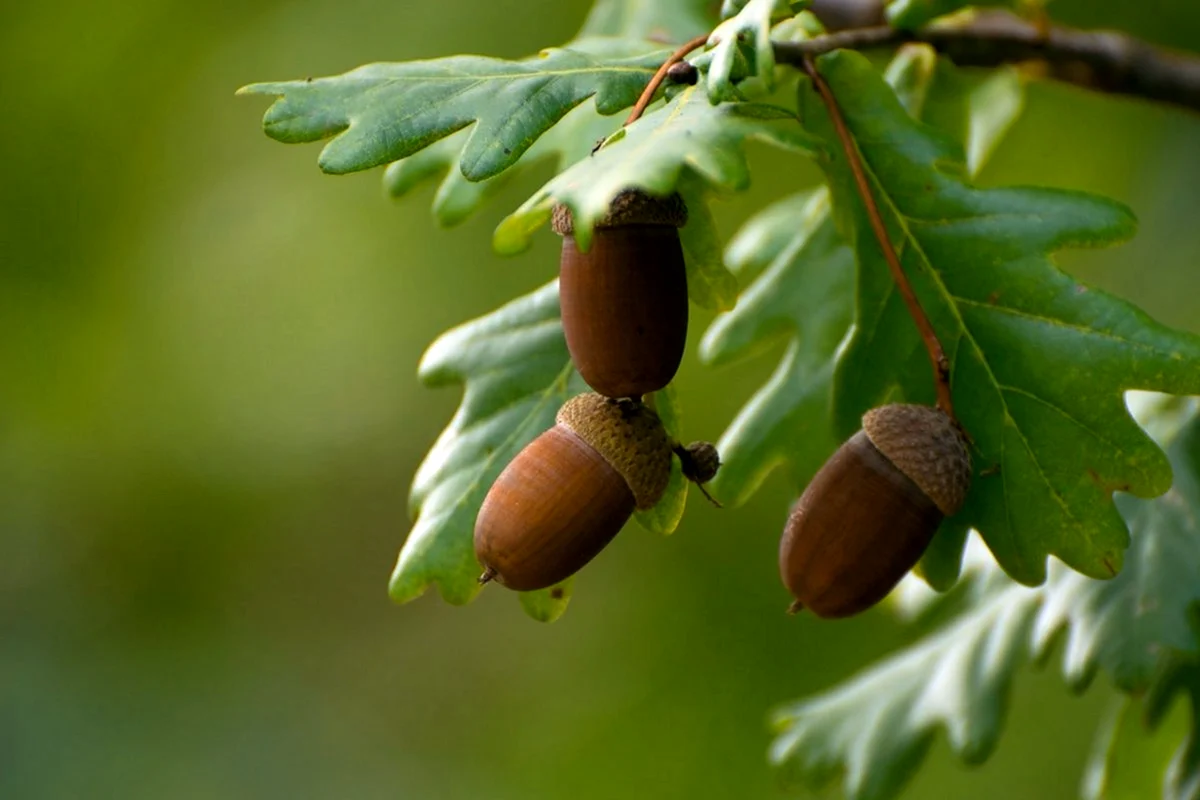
<box><xmin>553</xmin><ymin>190</ymin><xmax>689</xmax><ymax>399</ymax></box>
<box><xmin>474</xmin><ymin>392</ymin><xmax>719</xmax><ymax>592</ymax></box>
<box><xmin>779</xmin><ymin>404</ymin><xmax>972</xmax><ymax>619</ymax></box>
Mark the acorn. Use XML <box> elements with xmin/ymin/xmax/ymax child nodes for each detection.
<box><xmin>474</xmin><ymin>393</ymin><xmax>673</xmax><ymax>591</ymax></box>
<box><xmin>553</xmin><ymin>190</ymin><xmax>689</xmax><ymax>399</ymax></box>
<box><xmin>779</xmin><ymin>404</ymin><xmax>971</xmax><ymax>619</ymax></box>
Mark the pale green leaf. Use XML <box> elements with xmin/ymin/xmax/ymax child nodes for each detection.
<box><xmin>383</xmin><ymin>99</ymin><xmax>620</xmax><ymax>227</ymax></box>
<box><xmin>389</xmin><ymin>280</ymin><xmax>585</xmax><ymax>618</ymax></box>
<box><xmin>240</xmin><ymin>38</ymin><xmax>667</xmax><ymax>180</ymax></box>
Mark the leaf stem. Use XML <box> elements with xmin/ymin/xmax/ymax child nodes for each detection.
<box><xmin>801</xmin><ymin>56</ymin><xmax>956</xmax><ymax>421</ymax></box>
<box><xmin>624</xmin><ymin>34</ymin><xmax>711</xmax><ymax>127</ymax></box>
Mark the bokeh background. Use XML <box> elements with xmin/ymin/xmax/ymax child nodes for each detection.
<box><xmin>3</xmin><ymin>1</ymin><xmax>1199</xmax><ymax>797</ymax></box>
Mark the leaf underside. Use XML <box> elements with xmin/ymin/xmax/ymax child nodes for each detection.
<box><xmin>389</xmin><ymin>281</ymin><xmax>581</xmax><ymax>612</ymax></box>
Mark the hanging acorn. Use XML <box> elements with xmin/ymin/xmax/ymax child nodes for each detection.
<box><xmin>779</xmin><ymin>404</ymin><xmax>971</xmax><ymax>619</ymax></box>
<box><xmin>553</xmin><ymin>190</ymin><xmax>689</xmax><ymax>399</ymax></box>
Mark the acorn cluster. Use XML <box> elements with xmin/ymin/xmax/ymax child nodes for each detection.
<box><xmin>474</xmin><ymin>191</ymin><xmax>720</xmax><ymax>592</ymax></box>
<box><xmin>473</xmin><ymin>191</ymin><xmax>973</xmax><ymax>616</ymax></box>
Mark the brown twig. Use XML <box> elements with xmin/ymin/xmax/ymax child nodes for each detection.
<box><xmin>775</xmin><ymin>10</ymin><xmax>1200</xmax><ymax>115</ymax></box>
<box><xmin>624</xmin><ymin>34</ymin><xmax>711</xmax><ymax>126</ymax></box>
<box><xmin>801</xmin><ymin>56</ymin><xmax>956</xmax><ymax>420</ymax></box>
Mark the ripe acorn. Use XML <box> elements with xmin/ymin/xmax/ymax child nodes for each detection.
<box><xmin>553</xmin><ymin>190</ymin><xmax>689</xmax><ymax>399</ymax></box>
<box><xmin>779</xmin><ymin>404</ymin><xmax>971</xmax><ymax>619</ymax></box>
<box><xmin>474</xmin><ymin>393</ymin><xmax>673</xmax><ymax>591</ymax></box>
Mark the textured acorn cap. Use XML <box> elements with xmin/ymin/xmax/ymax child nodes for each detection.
<box><xmin>556</xmin><ymin>393</ymin><xmax>672</xmax><ymax>510</ymax></box>
<box><xmin>862</xmin><ymin>404</ymin><xmax>971</xmax><ymax>516</ymax></box>
<box><xmin>551</xmin><ymin>190</ymin><xmax>688</xmax><ymax>236</ymax></box>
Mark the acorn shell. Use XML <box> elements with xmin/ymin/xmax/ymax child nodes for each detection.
<box><xmin>779</xmin><ymin>404</ymin><xmax>970</xmax><ymax>619</ymax></box>
<box><xmin>473</xmin><ymin>393</ymin><xmax>673</xmax><ymax>591</ymax></box>
<box><xmin>474</xmin><ymin>425</ymin><xmax>635</xmax><ymax>591</ymax></box>
<box><xmin>554</xmin><ymin>192</ymin><xmax>689</xmax><ymax>399</ymax></box>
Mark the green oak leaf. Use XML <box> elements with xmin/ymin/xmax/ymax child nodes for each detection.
<box><xmin>805</xmin><ymin>50</ymin><xmax>1200</xmax><ymax>585</ymax></box>
<box><xmin>494</xmin><ymin>85</ymin><xmax>816</xmax><ymax>310</ymax></box>
<box><xmin>383</xmin><ymin>3</ymin><xmax>721</xmax><ymax>228</ymax></box>
<box><xmin>701</xmin><ymin>189</ymin><xmax>851</xmax><ymax>507</ymax></box>
<box><xmin>706</xmin><ymin>0</ymin><xmax>802</xmax><ymax>102</ymax></box>
<box><xmin>384</xmin><ymin>99</ymin><xmax>621</xmax><ymax>228</ymax></box>
<box><xmin>392</xmin><ymin>280</ymin><xmax>693</xmax><ymax>619</ymax></box>
<box><xmin>239</xmin><ymin>38</ymin><xmax>668</xmax><ymax>180</ymax></box>
<box><xmin>700</xmin><ymin>45</ymin><xmax>1023</xmax><ymax>513</ymax></box>
<box><xmin>886</xmin><ymin>0</ymin><xmax>1027</xmax><ymax>30</ymax></box>
<box><xmin>771</xmin><ymin>394</ymin><xmax>1200</xmax><ymax>800</ymax></box>
<box><xmin>389</xmin><ymin>281</ymin><xmax>584</xmax><ymax>615</ymax></box>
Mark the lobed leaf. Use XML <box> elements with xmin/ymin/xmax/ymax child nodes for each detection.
<box><xmin>701</xmin><ymin>45</ymin><xmax>1023</xmax><ymax>512</ymax></box>
<box><xmin>806</xmin><ymin>50</ymin><xmax>1200</xmax><ymax>585</ymax></box>
<box><xmin>384</xmin><ymin>99</ymin><xmax>621</xmax><ymax>228</ymax></box>
<box><xmin>494</xmin><ymin>85</ymin><xmax>816</xmax><ymax>310</ymax></box>
<box><xmin>240</xmin><ymin>38</ymin><xmax>668</xmax><ymax>180</ymax></box>
<box><xmin>382</xmin><ymin>4</ymin><xmax>723</xmax><ymax>228</ymax></box>
<box><xmin>771</xmin><ymin>395</ymin><xmax>1200</xmax><ymax>800</ymax></box>
<box><xmin>392</xmin><ymin>280</ymin><xmax>694</xmax><ymax>618</ymax></box>
<box><xmin>389</xmin><ymin>281</ymin><xmax>583</xmax><ymax>614</ymax></box>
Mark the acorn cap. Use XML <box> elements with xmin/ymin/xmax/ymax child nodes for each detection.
<box><xmin>551</xmin><ymin>190</ymin><xmax>688</xmax><ymax>236</ymax></box>
<box><xmin>556</xmin><ymin>393</ymin><xmax>672</xmax><ymax>510</ymax></box>
<box><xmin>862</xmin><ymin>404</ymin><xmax>971</xmax><ymax>516</ymax></box>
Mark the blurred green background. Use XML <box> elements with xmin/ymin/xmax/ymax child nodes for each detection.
<box><xmin>3</xmin><ymin>1</ymin><xmax>1198</xmax><ymax>798</ymax></box>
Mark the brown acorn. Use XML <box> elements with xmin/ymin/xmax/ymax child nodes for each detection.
<box><xmin>779</xmin><ymin>404</ymin><xmax>971</xmax><ymax>619</ymax></box>
<box><xmin>474</xmin><ymin>393</ymin><xmax>673</xmax><ymax>591</ymax></box>
<box><xmin>553</xmin><ymin>190</ymin><xmax>688</xmax><ymax>399</ymax></box>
